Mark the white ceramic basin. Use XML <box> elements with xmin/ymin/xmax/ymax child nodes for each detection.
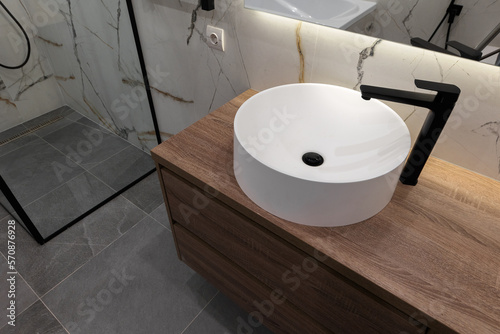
<box><xmin>245</xmin><ymin>0</ymin><xmax>376</xmax><ymax>29</ymax></box>
<box><xmin>233</xmin><ymin>84</ymin><xmax>411</xmax><ymax>227</ymax></box>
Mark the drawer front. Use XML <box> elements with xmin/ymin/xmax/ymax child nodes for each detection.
<box><xmin>175</xmin><ymin>224</ymin><xmax>331</xmax><ymax>334</ymax></box>
<box><xmin>162</xmin><ymin>168</ymin><xmax>424</xmax><ymax>334</ymax></box>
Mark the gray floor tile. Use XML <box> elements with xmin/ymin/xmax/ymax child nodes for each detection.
<box><xmin>0</xmin><ymin>257</ymin><xmax>38</xmax><ymax>329</ymax></box>
<box><xmin>76</xmin><ymin>117</ymin><xmax>113</xmax><ymax>134</ymax></box>
<box><xmin>150</xmin><ymin>203</ymin><xmax>170</xmax><ymax>229</ymax></box>
<box><xmin>0</xmin><ymin>125</ymin><xmax>27</xmax><ymax>142</ymax></box>
<box><xmin>0</xmin><ymin>203</ymin><xmax>8</xmax><ymax>221</ymax></box>
<box><xmin>64</xmin><ymin>111</ymin><xmax>84</xmax><ymax>122</ymax></box>
<box><xmin>0</xmin><ymin>138</ymin><xmax>85</xmax><ymax>206</ymax></box>
<box><xmin>184</xmin><ymin>292</ymin><xmax>275</xmax><ymax>334</ymax></box>
<box><xmin>22</xmin><ymin>106</ymin><xmax>72</xmax><ymax>130</ymax></box>
<box><xmin>24</xmin><ymin>172</ymin><xmax>115</xmax><ymax>239</ymax></box>
<box><xmin>42</xmin><ymin>216</ymin><xmax>218</xmax><ymax>334</ymax></box>
<box><xmin>0</xmin><ymin>129</ymin><xmax>38</xmax><ymax>158</ymax></box>
<box><xmin>0</xmin><ymin>300</ymin><xmax>67</xmax><ymax>334</ymax></box>
<box><xmin>121</xmin><ymin>173</ymin><xmax>164</xmax><ymax>214</ymax></box>
<box><xmin>0</xmin><ymin>196</ymin><xmax>146</xmax><ymax>296</ymax></box>
<box><xmin>89</xmin><ymin>146</ymin><xmax>154</xmax><ymax>192</ymax></box>
<box><xmin>33</xmin><ymin>117</ymin><xmax>75</xmax><ymax>138</ymax></box>
<box><xmin>42</xmin><ymin>122</ymin><xmax>130</xmax><ymax>169</ymax></box>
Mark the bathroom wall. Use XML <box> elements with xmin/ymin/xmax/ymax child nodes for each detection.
<box><xmin>18</xmin><ymin>0</ymin><xmax>158</xmax><ymax>151</ymax></box>
<box><xmin>348</xmin><ymin>0</ymin><xmax>500</xmax><ymax>53</ymax></box>
<box><xmin>0</xmin><ymin>0</ymin><xmax>64</xmax><ymax>132</ymax></box>
<box><xmin>133</xmin><ymin>0</ymin><xmax>500</xmax><ymax>181</ymax></box>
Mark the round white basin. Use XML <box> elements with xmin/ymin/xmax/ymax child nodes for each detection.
<box><xmin>234</xmin><ymin>83</ymin><xmax>411</xmax><ymax>227</ymax></box>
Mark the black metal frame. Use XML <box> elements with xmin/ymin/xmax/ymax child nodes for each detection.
<box><xmin>2</xmin><ymin>0</ymin><xmax>161</xmax><ymax>245</ymax></box>
<box><xmin>126</xmin><ymin>0</ymin><xmax>162</xmax><ymax>145</ymax></box>
<box><xmin>0</xmin><ymin>175</ymin><xmax>44</xmax><ymax>243</ymax></box>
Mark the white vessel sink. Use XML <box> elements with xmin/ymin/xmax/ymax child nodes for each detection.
<box><xmin>233</xmin><ymin>84</ymin><xmax>411</xmax><ymax>227</ymax></box>
<box><xmin>245</xmin><ymin>0</ymin><xmax>376</xmax><ymax>29</ymax></box>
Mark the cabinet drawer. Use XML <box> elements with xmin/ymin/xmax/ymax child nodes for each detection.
<box><xmin>162</xmin><ymin>168</ymin><xmax>424</xmax><ymax>333</ymax></box>
<box><xmin>174</xmin><ymin>223</ymin><xmax>331</xmax><ymax>334</ymax></box>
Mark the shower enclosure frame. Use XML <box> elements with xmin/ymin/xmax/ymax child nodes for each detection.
<box><xmin>0</xmin><ymin>0</ymin><xmax>161</xmax><ymax>244</ymax></box>
<box><xmin>1</xmin><ymin>175</ymin><xmax>44</xmax><ymax>242</ymax></box>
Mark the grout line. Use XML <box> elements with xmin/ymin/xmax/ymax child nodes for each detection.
<box><xmin>82</xmin><ymin>146</ymin><xmax>131</xmax><ymax>192</ymax></box>
<box><xmin>0</xmin><ymin>117</ymin><xmax>63</xmax><ymax>146</ymax></box>
<box><xmin>34</xmin><ymin>112</ymin><xmax>83</xmax><ymax>138</ymax></box>
<box><xmin>38</xmin><ymin>127</ymin><xmax>130</xmax><ymax>195</ymax></box>
<box><xmin>85</xmin><ymin>145</ymin><xmax>130</xmax><ymax>174</ymax></box>
<box><xmin>116</xmin><ymin>180</ymin><xmax>172</xmax><ymax>231</ymax></box>
<box><xmin>38</xmin><ymin>207</ymin><xmax>151</xmax><ymax>299</ymax></box>
<box><xmin>23</xmin><ymin>117</ymin><xmax>133</xmax><ymax>206</ymax></box>
<box><xmin>0</xmin><ymin>107</ymin><xmax>71</xmax><ymax>158</ymax></box>
<box><xmin>73</xmin><ymin>111</ymin><xmax>150</xmax><ymax>150</ymax></box>
<box><xmin>39</xmin><ymin>120</ymin><xmax>117</xmax><ymax>171</ymax></box>
<box><xmin>21</xmin><ymin>170</ymin><xmax>87</xmax><ymax>209</ymax></box>
<box><xmin>120</xmin><ymin>193</ymin><xmax>162</xmax><ymax>223</ymax></box>
<box><xmin>39</xmin><ymin>299</ymin><xmax>70</xmax><ymax>333</ymax></box>
<box><xmin>0</xmin><ymin>132</ymin><xmax>40</xmax><ymax>159</ymax></box>
<box><xmin>36</xmin><ymin>205</ymin><xmax>168</xmax><ymax>330</ymax></box>
<box><xmin>147</xmin><ymin>209</ymin><xmax>172</xmax><ymax>232</ymax></box>
<box><xmin>180</xmin><ymin>291</ymin><xmax>220</xmax><ymax>334</ymax></box>
<box><xmin>0</xmin><ymin>252</ymin><xmax>41</xmax><ymax>327</ymax></box>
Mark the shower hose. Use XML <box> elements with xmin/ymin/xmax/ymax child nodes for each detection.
<box><xmin>0</xmin><ymin>1</ymin><xmax>31</xmax><ymax>69</ymax></box>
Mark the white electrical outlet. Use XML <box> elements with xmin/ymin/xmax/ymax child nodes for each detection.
<box><xmin>206</xmin><ymin>25</ymin><xmax>225</xmax><ymax>51</ymax></box>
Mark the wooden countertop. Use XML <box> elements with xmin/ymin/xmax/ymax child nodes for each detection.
<box><xmin>151</xmin><ymin>90</ymin><xmax>500</xmax><ymax>334</ymax></box>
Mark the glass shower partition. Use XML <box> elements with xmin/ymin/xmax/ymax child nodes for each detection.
<box><xmin>0</xmin><ymin>0</ymin><xmax>159</xmax><ymax>243</ymax></box>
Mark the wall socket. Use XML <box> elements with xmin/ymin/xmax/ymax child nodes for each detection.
<box><xmin>206</xmin><ymin>25</ymin><xmax>225</xmax><ymax>52</ymax></box>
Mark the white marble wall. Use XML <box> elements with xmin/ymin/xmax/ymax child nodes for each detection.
<box><xmin>0</xmin><ymin>0</ymin><xmax>64</xmax><ymax>132</ymax></box>
<box><xmin>15</xmin><ymin>0</ymin><xmax>157</xmax><ymax>151</ymax></box>
<box><xmin>348</xmin><ymin>0</ymin><xmax>500</xmax><ymax>53</ymax></box>
<box><xmin>133</xmin><ymin>0</ymin><xmax>500</xmax><ymax>181</ymax></box>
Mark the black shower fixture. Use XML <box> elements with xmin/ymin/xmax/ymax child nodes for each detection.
<box><xmin>201</xmin><ymin>0</ymin><xmax>214</xmax><ymax>11</ymax></box>
<box><xmin>0</xmin><ymin>1</ymin><xmax>31</xmax><ymax>69</ymax></box>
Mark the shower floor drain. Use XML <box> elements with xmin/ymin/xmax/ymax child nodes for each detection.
<box><xmin>0</xmin><ymin>116</ymin><xmax>64</xmax><ymax>146</ymax></box>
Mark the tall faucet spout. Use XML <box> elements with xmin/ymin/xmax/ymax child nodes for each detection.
<box><xmin>360</xmin><ymin>86</ymin><xmax>436</xmax><ymax>110</ymax></box>
<box><xmin>360</xmin><ymin>79</ymin><xmax>460</xmax><ymax>186</ymax></box>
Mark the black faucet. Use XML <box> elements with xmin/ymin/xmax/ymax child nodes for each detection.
<box><xmin>201</xmin><ymin>0</ymin><xmax>214</xmax><ymax>11</ymax></box>
<box><xmin>360</xmin><ymin>79</ymin><xmax>460</xmax><ymax>186</ymax></box>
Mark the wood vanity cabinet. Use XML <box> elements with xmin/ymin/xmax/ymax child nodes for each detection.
<box><xmin>152</xmin><ymin>90</ymin><xmax>500</xmax><ymax>334</ymax></box>
<box><xmin>160</xmin><ymin>168</ymin><xmax>423</xmax><ymax>333</ymax></box>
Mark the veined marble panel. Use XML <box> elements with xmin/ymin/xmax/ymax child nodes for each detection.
<box><xmin>132</xmin><ymin>0</ymin><xmax>250</xmax><ymax>137</ymax></box>
<box><xmin>348</xmin><ymin>0</ymin><xmax>500</xmax><ymax>52</ymax></box>
<box><xmin>134</xmin><ymin>0</ymin><xmax>500</xmax><ymax>180</ymax></box>
<box><xmin>0</xmin><ymin>0</ymin><xmax>64</xmax><ymax>132</ymax></box>
<box><xmin>28</xmin><ymin>0</ymin><xmax>158</xmax><ymax>151</ymax></box>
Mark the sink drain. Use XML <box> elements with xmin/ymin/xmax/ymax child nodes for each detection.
<box><xmin>302</xmin><ymin>152</ymin><xmax>324</xmax><ymax>167</ymax></box>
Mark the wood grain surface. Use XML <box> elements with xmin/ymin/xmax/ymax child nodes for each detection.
<box><xmin>163</xmin><ymin>168</ymin><xmax>423</xmax><ymax>333</ymax></box>
<box><xmin>152</xmin><ymin>89</ymin><xmax>500</xmax><ymax>334</ymax></box>
<box><xmin>174</xmin><ymin>224</ymin><xmax>333</xmax><ymax>334</ymax></box>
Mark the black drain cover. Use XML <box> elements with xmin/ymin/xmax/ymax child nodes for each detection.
<box><xmin>302</xmin><ymin>152</ymin><xmax>324</xmax><ymax>167</ymax></box>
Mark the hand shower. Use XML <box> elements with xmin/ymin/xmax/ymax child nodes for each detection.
<box><xmin>0</xmin><ymin>1</ymin><xmax>31</xmax><ymax>69</ymax></box>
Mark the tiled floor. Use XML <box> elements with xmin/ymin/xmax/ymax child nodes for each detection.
<box><xmin>0</xmin><ymin>106</ymin><xmax>155</xmax><ymax>240</ymax></box>
<box><xmin>0</xmin><ymin>174</ymin><xmax>274</xmax><ymax>333</ymax></box>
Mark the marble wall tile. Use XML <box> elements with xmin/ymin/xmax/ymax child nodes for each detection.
<box><xmin>0</xmin><ymin>0</ymin><xmax>65</xmax><ymax>133</ymax></box>
<box><xmin>31</xmin><ymin>0</ymin><xmax>159</xmax><ymax>151</ymax></box>
<box><xmin>348</xmin><ymin>0</ymin><xmax>500</xmax><ymax>51</ymax></box>
<box><xmin>133</xmin><ymin>0</ymin><xmax>500</xmax><ymax>180</ymax></box>
<box><xmin>133</xmin><ymin>0</ymin><xmax>250</xmax><ymax>136</ymax></box>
